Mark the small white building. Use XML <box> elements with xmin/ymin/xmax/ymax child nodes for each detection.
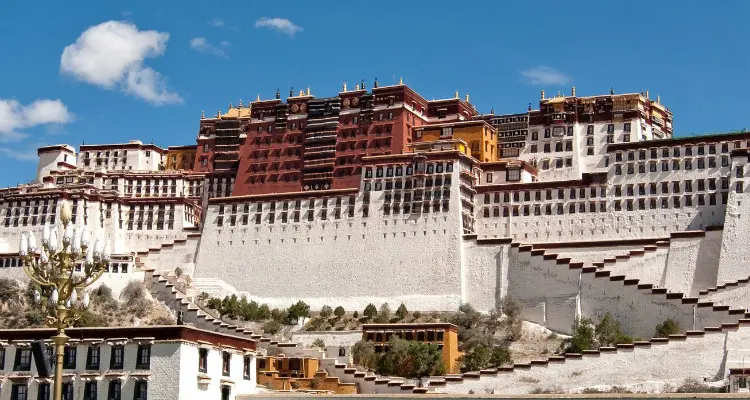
<box><xmin>0</xmin><ymin>325</ymin><xmax>257</xmax><ymax>400</ymax></box>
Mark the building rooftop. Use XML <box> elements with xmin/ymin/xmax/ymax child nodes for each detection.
<box><xmin>0</xmin><ymin>325</ymin><xmax>257</xmax><ymax>351</ymax></box>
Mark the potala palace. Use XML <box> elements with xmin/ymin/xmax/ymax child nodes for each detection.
<box><xmin>2</xmin><ymin>82</ymin><xmax>750</xmax><ymax>394</ymax></box>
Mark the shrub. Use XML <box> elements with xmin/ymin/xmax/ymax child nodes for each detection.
<box><xmin>197</xmin><ymin>292</ymin><xmax>210</xmax><ymax>302</ymax></box>
<box><xmin>674</xmin><ymin>378</ymin><xmax>726</xmax><ymax>393</ymax></box>
<box><xmin>412</xmin><ymin>310</ymin><xmax>422</xmax><ymax>319</ymax></box>
<box><xmin>375</xmin><ymin>338</ymin><xmax>445</xmax><ymax>378</ymax></box>
<box><xmin>312</xmin><ymin>338</ymin><xmax>326</xmax><ymax>349</ymax></box>
<box><xmin>363</xmin><ymin>304</ymin><xmax>377</xmax><ymax>320</ymax></box>
<box><xmin>655</xmin><ymin>319</ymin><xmax>680</xmax><ymax>338</ymax></box>
<box><xmin>74</xmin><ymin>310</ymin><xmax>109</xmax><ymax>327</ymax></box>
<box><xmin>120</xmin><ymin>281</ymin><xmax>148</xmax><ymax>305</ymax></box>
<box><xmin>595</xmin><ymin>313</ymin><xmax>633</xmax><ymax>346</ymax></box>
<box><xmin>319</xmin><ymin>305</ymin><xmax>333</xmax><ymax>319</ymax></box>
<box><xmin>149</xmin><ymin>315</ymin><xmax>175</xmax><ymax>325</ymax></box>
<box><xmin>352</xmin><ymin>310</ymin><xmax>359</xmax><ymax>319</ymax></box>
<box><xmin>174</xmin><ymin>267</ymin><xmax>183</xmax><ymax>277</ymax></box>
<box><xmin>0</xmin><ymin>278</ymin><xmax>19</xmax><ymax>303</ymax></box>
<box><xmin>395</xmin><ymin>303</ymin><xmax>408</xmax><ymax>320</ymax></box>
<box><xmin>460</xmin><ymin>343</ymin><xmax>490</xmax><ymax>372</ymax></box>
<box><xmin>565</xmin><ymin>317</ymin><xmax>596</xmax><ymax>353</ymax></box>
<box><xmin>207</xmin><ymin>297</ymin><xmax>222</xmax><ymax>310</ymax></box>
<box><xmin>489</xmin><ymin>345</ymin><xmax>512</xmax><ymax>367</ymax></box>
<box><xmin>25</xmin><ymin>309</ymin><xmax>47</xmax><ymax>327</ymax></box>
<box><xmin>333</xmin><ymin>306</ymin><xmax>345</xmax><ymax>319</ymax></box>
<box><xmin>93</xmin><ymin>285</ymin><xmax>113</xmax><ymax>302</ymax></box>
<box><xmin>263</xmin><ymin>320</ymin><xmax>281</xmax><ymax>335</ymax></box>
<box><xmin>500</xmin><ymin>296</ymin><xmax>523</xmax><ymax>340</ymax></box>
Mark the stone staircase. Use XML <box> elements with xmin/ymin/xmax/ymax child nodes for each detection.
<box><xmin>141</xmin><ymin>266</ymin><xmax>431</xmax><ymax>394</ymax></box>
<box><xmin>134</xmin><ymin>233</ymin><xmax>201</xmax><ymax>276</ymax></box>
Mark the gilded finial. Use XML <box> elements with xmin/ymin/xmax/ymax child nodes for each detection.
<box><xmin>299</xmin><ymin>90</ymin><xmax>304</xmax><ymax>96</ymax></box>
<box><xmin>541</xmin><ymin>89</ymin><xmax>545</xmax><ymax>100</ymax></box>
<box><xmin>490</xmin><ymin>107</ymin><xmax>495</xmax><ymax>114</ymax></box>
<box><xmin>454</xmin><ymin>90</ymin><xmax>459</xmax><ymax>99</ymax></box>
<box><xmin>256</xmin><ymin>94</ymin><xmax>261</xmax><ymax>101</ymax></box>
<box><xmin>343</xmin><ymin>81</ymin><xmax>347</xmax><ymax>92</ymax></box>
<box><xmin>201</xmin><ymin>110</ymin><xmax>205</xmax><ymax>119</ymax></box>
<box><xmin>217</xmin><ymin>110</ymin><xmax>222</xmax><ymax>118</ymax></box>
<box><xmin>229</xmin><ymin>103</ymin><xmax>233</xmax><ymax>109</ymax></box>
<box><xmin>239</xmin><ymin>99</ymin><xmax>243</xmax><ymax>108</ymax></box>
<box><xmin>571</xmin><ymin>86</ymin><xmax>576</xmax><ymax>97</ymax></box>
<box><xmin>355</xmin><ymin>84</ymin><xmax>360</xmax><ymax>91</ymax></box>
<box><xmin>557</xmin><ymin>91</ymin><xmax>561</xmax><ymax>98</ymax></box>
<box><xmin>306</xmin><ymin>87</ymin><xmax>311</xmax><ymax>96</ymax></box>
<box><xmin>399</xmin><ymin>77</ymin><xmax>403</xmax><ymax>85</ymax></box>
<box><xmin>657</xmin><ymin>95</ymin><xmax>660</xmax><ymax>104</ymax></box>
<box><xmin>465</xmin><ymin>93</ymin><xmax>470</xmax><ymax>103</ymax></box>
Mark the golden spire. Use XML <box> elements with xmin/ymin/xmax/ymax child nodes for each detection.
<box><xmin>645</xmin><ymin>90</ymin><xmax>650</xmax><ymax>99</ymax></box>
<box><xmin>229</xmin><ymin>103</ymin><xmax>233</xmax><ymax>110</ymax></box>
<box><xmin>465</xmin><ymin>93</ymin><xmax>470</xmax><ymax>103</ymax></box>
<box><xmin>541</xmin><ymin>89</ymin><xmax>545</xmax><ymax>100</ymax></box>
<box><xmin>343</xmin><ymin>81</ymin><xmax>347</xmax><ymax>92</ymax></box>
<box><xmin>299</xmin><ymin>90</ymin><xmax>304</xmax><ymax>96</ymax></box>
<box><xmin>306</xmin><ymin>87</ymin><xmax>311</xmax><ymax>96</ymax></box>
<box><xmin>657</xmin><ymin>95</ymin><xmax>661</xmax><ymax>104</ymax></box>
<box><xmin>239</xmin><ymin>99</ymin><xmax>243</xmax><ymax>108</ymax></box>
<box><xmin>217</xmin><ymin>110</ymin><xmax>221</xmax><ymax>118</ymax></box>
<box><xmin>454</xmin><ymin>90</ymin><xmax>459</xmax><ymax>99</ymax></box>
<box><xmin>355</xmin><ymin>84</ymin><xmax>360</xmax><ymax>91</ymax></box>
<box><xmin>571</xmin><ymin>86</ymin><xmax>576</xmax><ymax>97</ymax></box>
<box><xmin>201</xmin><ymin>110</ymin><xmax>205</xmax><ymax>119</ymax></box>
<box><xmin>256</xmin><ymin>94</ymin><xmax>260</xmax><ymax>102</ymax></box>
<box><xmin>557</xmin><ymin>91</ymin><xmax>561</xmax><ymax>98</ymax></box>
<box><xmin>399</xmin><ymin>77</ymin><xmax>403</xmax><ymax>85</ymax></box>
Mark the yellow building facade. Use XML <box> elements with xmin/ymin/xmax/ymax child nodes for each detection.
<box><xmin>255</xmin><ymin>355</ymin><xmax>357</xmax><ymax>394</ymax></box>
<box><xmin>165</xmin><ymin>145</ymin><xmax>197</xmax><ymax>170</ymax></box>
<box><xmin>361</xmin><ymin>323</ymin><xmax>461</xmax><ymax>373</ymax></box>
<box><xmin>414</xmin><ymin>121</ymin><xmax>496</xmax><ymax>162</ymax></box>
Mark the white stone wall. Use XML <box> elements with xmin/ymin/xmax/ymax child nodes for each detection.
<box><xmin>178</xmin><ymin>342</ymin><xmax>256</xmax><ymax>399</ymax></box>
<box><xmin>426</xmin><ymin>327</ymin><xmax>750</xmax><ymax>394</ymax></box>
<box><xmin>193</xmin><ymin>168</ymin><xmax>467</xmax><ymax>312</ymax></box>
<box><xmin>461</xmin><ymin>240</ymin><xmax>509</xmax><ymax>311</ymax></box>
<box><xmin>663</xmin><ymin>232</ymin><xmax>722</xmax><ymax>296</ymax></box>
<box><xmin>36</xmin><ymin>147</ymin><xmax>76</xmax><ymax>183</ymax></box>
<box><xmin>718</xmin><ymin>154</ymin><xmax>750</xmax><ymax>283</ymax></box>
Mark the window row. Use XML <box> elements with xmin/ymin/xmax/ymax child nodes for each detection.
<box><xmin>9</xmin><ymin>380</ymin><xmax>147</xmax><ymax>400</ymax></box>
<box><xmin>382</xmin><ymin>200</ymin><xmax>450</xmax><ymax>215</ymax></box>
<box><xmin>364</xmin><ymin>162</ymin><xmax>454</xmax><ymax>178</ymax></box>
<box><xmin>611</xmin><ymin>157</ymin><xmax>730</xmax><ymax>174</ymax></box>
<box><xmin>364</xmin><ymin>177</ymin><xmax>452</xmax><ymax>192</ymax></box>
<box><xmin>3</xmin><ymin>344</ymin><xmax>150</xmax><ymax>372</ymax></box>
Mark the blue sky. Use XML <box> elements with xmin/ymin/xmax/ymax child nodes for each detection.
<box><xmin>1</xmin><ymin>1</ymin><xmax>749</xmax><ymax>186</ymax></box>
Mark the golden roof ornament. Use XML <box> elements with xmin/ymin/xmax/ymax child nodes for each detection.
<box><xmin>355</xmin><ymin>84</ymin><xmax>360</xmax><ymax>91</ymax></box>
<box><xmin>465</xmin><ymin>93</ymin><xmax>470</xmax><ymax>103</ymax></box>
<box><xmin>541</xmin><ymin>89</ymin><xmax>545</xmax><ymax>100</ymax></box>
<box><xmin>229</xmin><ymin>103</ymin><xmax>233</xmax><ymax>110</ymax></box>
<box><xmin>399</xmin><ymin>77</ymin><xmax>403</xmax><ymax>85</ymax></box>
<box><xmin>306</xmin><ymin>87</ymin><xmax>311</xmax><ymax>96</ymax></box>
<box><xmin>454</xmin><ymin>90</ymin><xmax>459</xmax><ymax>99</ymax></box>
<box><xmin>256</xmin><ymin>94</ymin><xmax>261</xmax><ymax>102</ymax></box>
<box><xmin>239</xmin><ymin>99</ymin><xmax>243</xmax><ymax>108</ymax></box>
<box><xmin>343</xmin><ymin>81</ymin><xmax>347</xmax><ymax>92</ymax></box>
<box><xmin>299</xmin><ymin>90</ymin><xmax>304</xmax><ymax>96</ymax></box>
<box><xmin>217</xmin><ymin>110</ymin><xmax>222</xmax><ymax>118</ymax></box>
<box><xmin>201</xmin><ymin>110</ymin><xmax>205</xmax><ymax>119</ymax></box>
<box><xmin>571</xmin><ymin>86</ymin><xmax>576</xmax><ymax>97</ymax></box>
<box><xmin>657</xmin><ymin>95</ymin><xmax>661</xmax><ymax>104</ymax></box>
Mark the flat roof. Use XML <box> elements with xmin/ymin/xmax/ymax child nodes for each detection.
<box><xmin>0</xmin><ymin>325</ymin><xmax>256</xmax><ymax>350</ymax></box>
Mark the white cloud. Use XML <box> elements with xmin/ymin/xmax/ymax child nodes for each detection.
<box><xmin>254</xmin><ymin>17</ymin><xmax>302</xmax><ymax>37</ymax></box>
<box><xmin>0</xmin><ymin>99</ymin><xmax>74</xmax><ymax>142</ymax></box>
<box><xmin>189</xmin><ymin>37</ymin><xmax>229</xmax><ymax>58</ymax></box>
<box><xmin>0</xmin><ymin>148</ymin><xmax>37</xmax><ymax>162</ymax></box>
<box><xmin>60</xmin><ymin>20</ymin><xmax>182</xmax><ymax>105</ymax></box>
<box><xmin>208</xmin><ymin>18</ymin><xmax>224</xmax><ymax>28</ymax></box>
<box><xmin>521</xmin><ymin>66</ymin><xmax>571</xmax><ymax>86</ymax></box>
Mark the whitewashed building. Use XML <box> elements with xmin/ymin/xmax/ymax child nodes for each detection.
<box><xmin>0</xmin><ymin>325</ymin><xmax>257</xmax><ymax>400</ymax></box>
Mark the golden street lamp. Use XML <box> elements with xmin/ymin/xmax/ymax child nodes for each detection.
<box><xmin>19</xmin><ymin>200</ymin><xmax>110</xmax><ymax>400</ymax></box>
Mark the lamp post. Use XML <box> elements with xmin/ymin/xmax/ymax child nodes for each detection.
<box><xmin>19</xmin><ymin>200</ymin><xmax>110</xmax><ymax>400</ymax></box>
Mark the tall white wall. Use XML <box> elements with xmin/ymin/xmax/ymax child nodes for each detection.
<box><xmin>718</xmin><ymin>153</ymin><xmax>750</xmax><ymax>283</ymax></box>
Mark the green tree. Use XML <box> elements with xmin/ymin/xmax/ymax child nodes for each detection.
<box><xmin>351</xmin><ymin>340</ymin><xmax>377</xmax><ymax>369</ymax></box>
<box><xmin>319</xmin><ymin>305</ymin><xmax>333</xmax><ymax>319</ymax></box>
<box><xmin>376</xmin><ymin>338</ymin><xmax>445</xmax><ymax>378</ymax></box>
<box><xmin>363</xmin><ymin>303</ymin><xmax>377</xmax><ymax>320</ymax></box>
<box><xmin>287</xmin><ymin>300</ymin><xmax>310</xmax><ymax>323</ymax></box>
<box><xmin>333</xmin><ymin>306</ymin><xmax>346</xmax><ymax>319</ymax></box>
<box><xmin>353</xmin><ymin>310</ymin><xmax>359</xmax><ymax>319</ymax></box>
<box><xmin>460</xmin><ymin>343</ymin><xmax>491</xmax><ymax>372</ymax></box>
<box><xmin>655</xmin><ymin>319</ymin><xmax>680</xmax><ymax>338</ymax></box>
<box><xmin>500</xmin><ymin>296</ymin><xmax>523</xmax><ymax>340</ymax></box>
<box><xmin>312</xmin><ymin>338</ymin><xmax>326</xmax><ymax>349</ymax></box>
<box><xmin>412</xmin><ymin>310</ymin><xmax>422</xmax><ymax>320</ymax></box>
<box><xmin>395</xmin><ymin>303</ymin><xmax>408</xmax><ymax>320</ymax></box>
<box><xmin>566</xmin><ymin>317</ymin><xmax>596</xmax><ymax>353</ymax></box>
<box><xmin>375</xmin><ymin>303</ymin><xmax>391</xmax><ymax>323</ymax></box>
<box><xmin>257</xmin><ymin>304</ymin><xmax>271</xmax><ymax>320</ymax></box>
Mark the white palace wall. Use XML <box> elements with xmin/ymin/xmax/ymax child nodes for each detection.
<box><xmin>718</xmin><ymin>153</ymin><xmax>750</xmax><ymax>283</ymax></box>
<box><xmin>193</xmin><ymin>168</ymin><xmax>467</xmax><ymax>312</ymax></box>
<box><xmin>427</xmin><ymin>327</ymin><xmax>750</xmax><ymax>394</ymax></box>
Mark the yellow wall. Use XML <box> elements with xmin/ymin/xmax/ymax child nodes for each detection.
<box><xmin>258</xmin><ymin>371</ymin><xmax>357</xmax><ymax>394</ymax></box>
<box><xmin>418</xmin><ymin>124</ymin><xmax>496</xmax><ymax>162</ymax></box>
<box><xmin>257</xmin><ymin>356</ymin><xmax>318</xmax><ymax>379</ymax></box>
<box><xmin>165</xmin><ymin>148</ymin><xmax>196</xmax><ymax>170</ymax></box>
